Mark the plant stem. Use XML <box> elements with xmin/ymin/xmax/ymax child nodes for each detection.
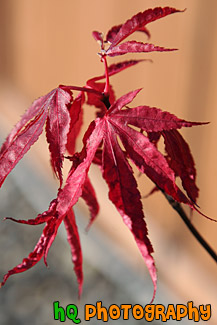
<box><xmin>59</xmin><ymin>84</ymin><xmax>102</xmax><ymax>96</ymax></box>
<box><xmin>162</xmin><ymin>191</ymin><xmax>217</xmax><ymax>264</ymax></box>
<box><xmin>102</xmin><ymin>55</ymin><xmax>110</xmax><ymax>95</ymax></box>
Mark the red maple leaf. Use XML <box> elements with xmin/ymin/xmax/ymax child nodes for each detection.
<box><xmin>0</xmin><ymin>6</ymin><xmax>215</xmax><ymax>302</ymax></box>
<box><xmin>0</xmin><ymin>87</ymin><xmax>72</xmax><ymax>188</ymax></box>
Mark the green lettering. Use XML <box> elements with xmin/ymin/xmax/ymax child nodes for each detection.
<box><xmin>66</xmin><ymin>304</ymin><xmax>81</xmax><ymax>324</ymax></box>
<box><xmin>53</xmin><ymin>301</ymin><xmax>66</xmax><ymax>322</ymax></box>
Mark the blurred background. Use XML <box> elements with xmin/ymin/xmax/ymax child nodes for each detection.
<box><xmin>0</xmin><ymin>0</ymin><xmax>217</xmax><ymax>324</ymax></box>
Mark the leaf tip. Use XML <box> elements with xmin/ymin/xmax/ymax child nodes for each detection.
<box><xmin>193</xmin><ymin>205</ymin><xmax>217</xmax><ymax>222</ymax></box>
<box><xmin>85</xmin><ymin>218</ymin><xmax>95</xmax><ymax>232</ymax></box>
<box><xmin>150</xmin><ymin>284</ymin><xmax>157</xmax><ymax>304</ymax></box>
<box><xmin>78</xmin><ymin>284</ymin><xmax>83</xmax><ymax>300</ymax></box>
<box><xmin>136</xmin><ymin>87</ymin><xmax>143</xmax><ymax>94</ymax></box>
<box><xmin>43</xmin><ymin>256</ymin><xmax>49</xmax><ymax>268</ymax></box>
<box><xmin>92</xmin><ymin>31</ymin><xmax>103</xmax><ymax>43</ymax></box>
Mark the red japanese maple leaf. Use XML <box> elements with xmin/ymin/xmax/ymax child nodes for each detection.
<box><xmin>0</xmin><ymin>6</ymin><xmax>215</xmax><ymax>302</ymax></box>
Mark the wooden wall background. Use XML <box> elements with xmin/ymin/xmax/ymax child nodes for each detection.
<box><xmin>0</xmin><ymin>0</ymin><xmax>217</xmax><ymax>321</ymax></box>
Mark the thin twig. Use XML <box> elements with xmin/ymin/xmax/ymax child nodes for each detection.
<box><xmin>162</xmin><ymin>191</ymin><xmax>217</xmax><ymax>264</ymax></box>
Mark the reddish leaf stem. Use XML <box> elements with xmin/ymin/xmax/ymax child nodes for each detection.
<box><xmin>101</xmin><ymin>55</ymin><xmax>110</xmax><ymax>95</ymax></box>
<box><xmin>59</xmin><ymin>84</ymin><xmax>102</xmax><ymax>96</ymax></box>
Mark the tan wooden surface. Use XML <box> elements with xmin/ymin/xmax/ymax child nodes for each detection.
<box><xmin>0</xmin><ymin>0</ymin><xmax>217</xmax><ymax>322</ymax></box>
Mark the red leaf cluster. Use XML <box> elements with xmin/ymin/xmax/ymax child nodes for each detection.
<box><xmin>0</xmin><ymin>6</ymin><xmax>211</xmax><ymax>302</ymax></box>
